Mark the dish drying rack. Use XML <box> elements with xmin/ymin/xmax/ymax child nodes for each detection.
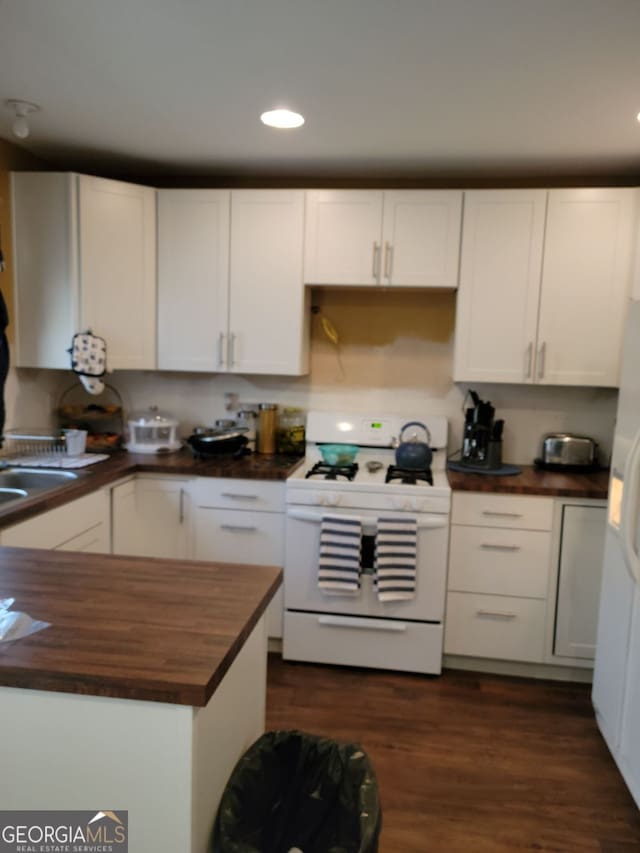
<box><xmin>0</xmin><ymin>429</ymin><xmax>109</xmax><ymax>469</ymax></box>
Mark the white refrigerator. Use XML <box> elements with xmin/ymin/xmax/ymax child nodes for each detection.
<box><xmin>592</xmin><ymin>298</ymin><xmax>640</xmax><ymax>808</ymax></box>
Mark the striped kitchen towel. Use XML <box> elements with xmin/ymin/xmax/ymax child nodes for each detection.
<box><xmin>318</xmin><ymin>514</ymin><xmax>362</xmax><ymax>595</ymax></box>
<box><xmin>375</xmin><ymin>516</ymin><xmax>418</xmax><ymax>602</ymax></box>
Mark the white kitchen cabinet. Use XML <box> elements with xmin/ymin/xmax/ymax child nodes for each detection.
<box><xmin>445</xmin><ymin>492</ymin><xmax>553</xmax><ymax>664</ymax></box>
<box><xmin>192</xmin><ymin>478</ymin><xmax>285</xmax><ymax>639</ymax></box>
<box><xmin>0</xmin><ymin>489</ymin><xmax>110</xmax><ymax>552</ymax></box>
<box><xmin>454</xmin><ymin>188</ymin><xmax>636</xmax><ymax>387</ymax></box>
<box><xmin>11</xmin><ymin>172</ymin><xmax>156</xmax><ymax>370</ymax></box>
<box><xmin>304</xmin><ymin>189</ymin><xmax>462</xmax><ymax>288</ymax></box>
<box><xmin>112</xmin><ymin>476</ymin><xmax>192</xmax><ymax>559</ymax></box>
<box><xmin>228</xmin><ymin>190</ymin><xmax>309</xmax><ymax>374</ymax></box>
<box><xmin>553</xmin><ymin>503</ymin><xmax>606</xmax><ymax>661</ymax></box>
<box><xmin>157</xmin><ymin>189</ymin><xmax>309</xmax><ymax>375</ymax></box>
<box><xmin>157</xmin><ymin>190</ymin><xmax>230</xmax><ymax>371</ymax></box>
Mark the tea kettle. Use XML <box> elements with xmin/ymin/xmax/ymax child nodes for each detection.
<box><xmin>395</xmin><ymin>421</ymin><xmax>432</xmax><ymax>470</ymax></box>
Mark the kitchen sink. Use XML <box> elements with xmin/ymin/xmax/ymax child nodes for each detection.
<box><xmin>0</xmin><ymin>468</ymin><xmax>82</xmax><ymax>495</ymax></box>
<box><xmin>0</xmin><ymin>487</ymin><xmax>28</xmax><ymax>505</ymax></box>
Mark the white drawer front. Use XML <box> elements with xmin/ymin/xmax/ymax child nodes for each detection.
<box><xmin>1</xmin><ymin>490</ymin><xmax>108</xmax><ymax>550</ymax></box>
<box><xmin>452</xmin><ymin>492</ymin><xmax>553</xmax><ymax>531</ymax></box>
<box><xmin>284</xmin><ymin>610</ymin><xmax>443</xmax><ymax>674</ymax></box>
<box><xmin>448</xmin><ymin>525</ymin><xmax>551</xmax><ymax>598</ymax></box>
<box><xmin>194</xmin><ymin>507</ymin><xmax>284</xmax><ymax>565</ymax></box>
<box><xmin>444</xmin><ymin>592</ymin><xmax>546</xmax><ymax>663</ymax></box>
<box><xmin>193</xmin><ymin>477</ymin><xmax>284</xmax><ymax>512</ymax></box>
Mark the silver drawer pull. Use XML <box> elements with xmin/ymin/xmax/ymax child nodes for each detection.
<box><xmin>318</xmin><ymin>615</ymin><xmax>407</xmax><ymax>633</ymax></box>
<box><xmin>482</xmin><ymin>511</ymin><xmax>523</xmax><ymax>518</ymax></box>
<box><xmin>480</xmin><ymin>543</ymin><xmax>521</xmax><ymax>552</ymax></box>
<box><xmin>476</xmin><ymin>610</ymin><xmax>517</xmax><ymax>620</ymax></box>
<box><xmin>220</xmin><ymin>493</ymin><xmax>259</xmax><ymax>501</ymax></box>
<box><xmin>220</xmin><ymin>524</ymin><xmax>257</xmax><ymax>532</ymax></box>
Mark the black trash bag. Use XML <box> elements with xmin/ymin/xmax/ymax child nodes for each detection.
<box><xmin>211</xmin><ymin>730</ymin><xmax>381</xmax><ymax>853</ymax></box>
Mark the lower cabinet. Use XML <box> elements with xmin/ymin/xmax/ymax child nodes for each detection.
<box><xmin>192</xmin><ymin>478</ymin><xmax>285</xmax><ymax>639</ymax></box>
<box><xmin>445</xmin><ymin>493</ymin><xmax>553</xmax><ymax>664</ymax></box>
<box><xmin>553</xmin><ymin>502</ymin><xmax>607</xmax><ymax>662</ymax></box>
<box><xmin>445</xmin><ymin>491</ymin><xmax>607</xmax><ymax>673</ymax></box>
<box><xmin>0</xmin><ymin>489</ymin><xmax>110</xmax><ymax>552</ymax></box>
<box><xmin>112</xmin><ymin>475</ymin><xmax>192</xmax><ymax>559</ymax></box>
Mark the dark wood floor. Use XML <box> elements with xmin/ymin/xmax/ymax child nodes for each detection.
<box><xmin>266</xmin><ymin>656</ymin><xmax>640</xmax><ymax>853</ymax></box>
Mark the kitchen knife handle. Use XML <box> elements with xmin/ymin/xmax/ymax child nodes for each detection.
<box><xmin>229</xmin><ymin>332</ymin><xmax>236</xmax><ymax>368</ymax></box>
<box><xmin>372</xmin><ymin>242</ymin><xmax>381</xmax><ymax>280</ymax></box>
<box><xmin>538</xmin><ymin>341</ymin><xmax>546</xmax><ymax>379</ymax></box>
<box><xmin>218</xmin><ymin>332</ymin><xmax>226</xmax><ymax>368</ymax></box>
<box><xmin>525</xmin><ymin>342</ymin><xmax>533</xmax><ymax>379</ymax></box>
<box><xmin>383</xmin><ymin>241</ymin><xmax>393</xmax><ymax>279</ymax></box>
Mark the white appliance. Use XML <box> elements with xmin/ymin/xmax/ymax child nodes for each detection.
<box><xmin>592</xmin><ymin>299</ymin><xmax>640</xmax><ymax>808</ymax></box>
<box><xmin>283</xmin><ymin>411</ymin><xmax>451</xmax><ymax>675</ymax></box>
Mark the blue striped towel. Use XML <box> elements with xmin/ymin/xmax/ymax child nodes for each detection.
<box><xmin>318</xmin><ymin>514</ymin><xmax>362</xmax><ymax>595</ymax></box>
<box><xmin>375</xmin><ymin>516</ymin><xmax>418</xmax><ymax>602</ymax></box>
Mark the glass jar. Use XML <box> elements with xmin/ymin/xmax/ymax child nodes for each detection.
<box><xmin>275</xmin><ymin>407</ymin><xmax>306</xmax><ymax>456</ymax></box>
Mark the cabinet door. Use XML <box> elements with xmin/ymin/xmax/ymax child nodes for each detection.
<box><xmin>554</xmin><ymin>504</ymin><xmax>606</xmax><ymax>660</ymax></box>
<box><xmin>1</xmin><ymin>490</ymin><xmax>109</xmax><ymax>550</ymax></box>
<box><xmin>11</xmin><ymin>172</ymin><xmax>79</xmax><ymax>369</ymax></box>
<box><xmin>112</xmin><ymin>477</ymin><xmax>191</xmax><ymax>559</ymax></box>
<box><xmin>194</xmin><ymin>506</ymin><xmax>284</xmax><ymax>639</ymax></box>
<box><xmin>157</xmin><ymin>190</ymin><xmax>230</xmax><ymax>371</ymax></box>
<box><xmin>304</xmin><ymin>190</ymin><xmax>384</xmax><ymax>285</ymax></box>
<box><xmin>453</xmin><ymin>190</ymin><xmax>546</xmax><ymax>383</ymax></box>
<box><xmin>381</xmin><ymin>191</ymin><xmax>462</xmax><ymax>288</ymax></box>
<box><xmin>537</xmin><ymin>189</ymin><xmax>635</xmax><ymax>387</ymax></box>
<box><xmin>78</xmin><ymin>176</ymin><xmax>156</xmax><ymax>369</ymax></box>
<box><xmin>228</xmin><ymin>190</ymin><xmax>309</xmax><ymax>375</ymax></box>
<box><xmin>56</xmin><ymin>523</ymin><xmax>109</xmax><ymax>554</ymax></box>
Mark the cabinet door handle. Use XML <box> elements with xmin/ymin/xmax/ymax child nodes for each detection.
<box><xmin>179</xmin><ymin>488</ymin><xmax>185</xmax><ymax>524</ymax></box>
<box><xmin>218</xmin><ymin>332</ymin><xmax>226</xmax><ymax>368</ymax></box>
<box><xmin>318</xmin><ymin>615</ymin><xmax>407</xmax><ymax>632</ymax></box>
<box><xmin>372</xmin><ymin>242</ymin><xmax>381</xmax><ymax>280</ymax></box>
<box><xmin>480</xmin><ymin>543</ymin><xmax>521</xmax><ymax>551</ymax></box>
<box><xmin>476</xmin><ymin>610</ymin><xmax>517</xmax><ymax>620</ymax></box>
<box><xmin>220</xmin><ymin>524</ymin><xmax>257</xmax><ymax>532</ymax></box>
<box><xmin>228</xmin><ymin>332</ymin><xmax>236</xmax><ymax>368</ymax></box>
<box><xmin>482</xmin><ymin>511</ymin><xmax>523</xmax><ymax>518</ymax></box>
<box><xmin>537</xmin><ymin>341</ymin><xmax>546</xmax><ymax>380</ymax></box>
<box><xmin>525</xmin><ymin>342</ymin><xmax>533</xmax><ymax>380</ymax></box>
<box><xmin>383</xmin><ymin>241</ymin><xmax>393</xmax><ymax>279</ymax></box>
<box><xmin>221</xmin><ymin>492</ymin><xmax>259</xmax><ymax>501</ymax></box>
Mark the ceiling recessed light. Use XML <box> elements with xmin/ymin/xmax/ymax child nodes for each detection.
<box><xmin>260</xmin><ymin>109</ymin><xmax>304</xmax><ymax>129</ymax></box>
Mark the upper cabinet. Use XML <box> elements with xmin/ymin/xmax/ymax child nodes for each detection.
<box><xmin>158</xmin><ymin>189</ymin><xmax>309</xmax><ymax>375</ymax></box>
<box><xmin>304</xmin><ymin>190</ymin><xmax>463</xmax><ymax>288</ymax></box>
<box><xmin>454</xmin><ymin>188</ymin><xmax>637</xmax><ymax>387</ymax></box>
<box><xmin>12</xmin><ymin>172</ymin><xmax>156</xmax><ymax>370</ymax></box>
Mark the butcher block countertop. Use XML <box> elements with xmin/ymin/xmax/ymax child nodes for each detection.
<box><xmin>0</xmin><ymin>448</ymin><xmax>304</xmax><ymax>529</ymax></box>
<box><xmin>0</xmin><ymin>547</ymin><xmax>281</xmax><ymax>706</ymax></box>
<box><xmin>447</xmin><ymin>464</ymin><xmax>609</xmax><ymax>500</ymax></box>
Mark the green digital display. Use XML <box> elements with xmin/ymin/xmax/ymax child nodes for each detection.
<box><xmin>370</xmin><ymin>422</ymin><xmax>382</xmax><ymax>429</ymax></box>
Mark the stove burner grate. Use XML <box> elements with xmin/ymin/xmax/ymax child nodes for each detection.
<box><xmin>385</xmin><ymin>465</ymin><xmax>433</xmax><ymax>486</ymax></box>
<box><xmin>305</xmin><ymin>461</ymin><xmax>359</xmax><ymax>481</ymax></box>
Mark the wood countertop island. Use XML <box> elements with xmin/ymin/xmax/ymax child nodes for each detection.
<box><xmin>0</xmin><ymin>547</ymin><xmax>282</xmax><ymax>853</ymax></box>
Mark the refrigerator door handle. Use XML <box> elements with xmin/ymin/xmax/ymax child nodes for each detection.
<box><xmin>621</xmin><ymin>427</ymin><xmax>640</xmax><ymax>585</ymax></box>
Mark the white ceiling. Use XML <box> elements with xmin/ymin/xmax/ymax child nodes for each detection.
<box><xmin>1</xmin><ymin>0</ymin><xmax>640</xmax><ymax>179</ymax></box>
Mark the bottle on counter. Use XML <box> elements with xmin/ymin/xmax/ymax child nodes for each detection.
<box><xmin>257</xmin><ymin>403</ymin><xmax>277</xmax><ymax>454</ymax></box>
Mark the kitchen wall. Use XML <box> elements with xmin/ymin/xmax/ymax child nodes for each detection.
<box><xmin>28</xmin><ymin>286</ymin><xmax>613</xmax><ymax>466</ymax></box>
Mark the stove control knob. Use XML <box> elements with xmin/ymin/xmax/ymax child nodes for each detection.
<box><xmin>317</xmin><ymin>493</ymin><xmax>342</xmax><ymax>507</ymax></box>
<box><xmin>391</xmin><ymin>496</ymin><xmax>411</xmax><ymax>511</ymax></box>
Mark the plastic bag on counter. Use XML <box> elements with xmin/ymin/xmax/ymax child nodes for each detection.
<box><xmin>0</xmin><ymin>597</ymin><xmax>50</xmax><ymax>643</ymax></box>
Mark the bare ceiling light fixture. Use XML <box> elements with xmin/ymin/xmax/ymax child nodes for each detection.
<box><xmin>260</xmin><ymin>108</ymin><xmax>305</xmax><ymax>129</ymax></box>
<box><xmin>5</xmin><ymin>99</ymin><xmax>41</xmax><ymax>139</ymax></box>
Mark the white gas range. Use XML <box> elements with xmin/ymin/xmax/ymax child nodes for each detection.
<box><xmin>283</xmin><ymin>411</ymin><xmax>451</xmax><ymax>675</ymax></box>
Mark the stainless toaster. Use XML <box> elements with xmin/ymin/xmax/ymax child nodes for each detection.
<box><xmin>540</xmin><ymin>433</ymin><xmax>598</xmax><ymax>467</ymax></box>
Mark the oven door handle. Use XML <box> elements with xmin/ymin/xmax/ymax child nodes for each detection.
<box><xmin>317</xmin><ymin>615</ymin><xmax>408</xmax><ymax>632</ymax></box>
<box><xmin>286</xmin><ymin>508</ymin><xmax>448</xmax><ymax>530</ymax></box>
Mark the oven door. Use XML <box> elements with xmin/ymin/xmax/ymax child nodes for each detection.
<box><xmin>284</xmin><ymin>506</ymin><xmax>448</xmax><ymax>622</ymax></box>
